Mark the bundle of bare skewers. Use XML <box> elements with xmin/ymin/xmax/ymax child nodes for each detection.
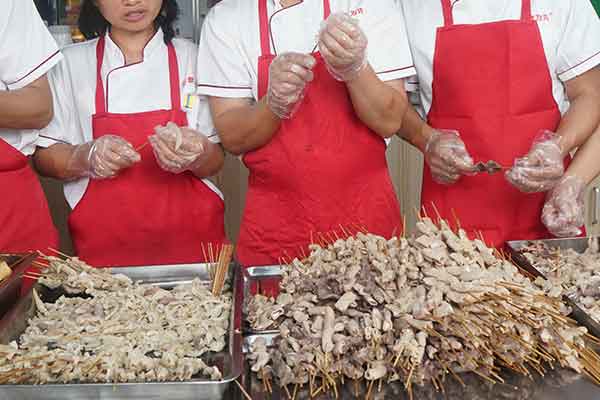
<box><xmin>246</xmin><ymin>215</ymin><xmax>600</xmax><ymax>399</ymax></box>
<box><xmin>1</xmin><ymin>246</ymin><xmax>234</xmax><ymax>385</ymax></box>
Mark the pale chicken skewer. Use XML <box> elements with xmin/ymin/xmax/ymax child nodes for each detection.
<box><xmin>1</xmin><ymin>255</ymin><xmax>232</xmax><ymax>385</ymax></box>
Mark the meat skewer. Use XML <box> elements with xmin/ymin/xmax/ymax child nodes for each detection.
<box><xmin>247</xmin><ymin>217</ymin><xmax>600</xmax><ymax>396</ymax></box>
<box><xmin>0</xmin><ymin>255</ymin><xmax>231</xmax><ymax>385</ymax></box>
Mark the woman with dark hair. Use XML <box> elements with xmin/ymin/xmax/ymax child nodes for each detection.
<box><xmin>33</xmin><ymin>0</ymin><xmax>227</xmax><ymax>267</ymax></box>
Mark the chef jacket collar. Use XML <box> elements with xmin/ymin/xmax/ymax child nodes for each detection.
<box><xmin>105</xmin><ymin>28</ymin><xmax>165</xmax><ymax>66</ymax></box>
<box><xmin>270</xmin><ymin>0</ymin><xmax>305</xmax><ymax>12</ymax></box>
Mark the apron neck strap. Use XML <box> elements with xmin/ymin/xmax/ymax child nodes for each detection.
<box><xmin>94</xmin><ymin>34</ymin><xmax>182</xmax><ymax>114</ymax></box>
<box><xmin>521</xmin><ymin>0</ymin><xmax>532</xmax><ymax>20</ymax></box>
<box><xmin>95</xmin><ymin>36</ymin><xmax>107</xmax><ymax>114</ymax></box>
<box><xmin>441</xmin><ymin>0</ymin><xmax>532</xmax><ymax>27</ymax></box>
<box><xmin>259</xmin><ymin>0</ymin><xmax>332</xmax><ymax>57</ymax></box>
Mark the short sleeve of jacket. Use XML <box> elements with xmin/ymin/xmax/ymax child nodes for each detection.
<box><xmin>37</xmin><ymin>53</ymin><xmax>85</xmax><ymax>148</ymax></box>
<box><xmin>196</xmin><ymin>3</ymin><xmax>254</xmax><ymax>98</ymax></box>
<box><xmin>556</xmin><ymin>0</ymin><xmax>600</xmax><ymax>82</ymax></box>
<box><xmin>361</xmin><ymin>0</ymin><xmax>416</xmax><ymax>82</ymax></box>
<box><xmin>0</xmin><ymin>0</ymin><xmax>62</xmax><ymax>90</ymax></box>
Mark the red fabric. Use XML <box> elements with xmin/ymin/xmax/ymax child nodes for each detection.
<box><xmin>0</xmin><ymin>140</ymin><xmax>58</xmax><ymax>253</ymax></box>
<box><xmin>422</xmin><ymin>0</ymin><xmax>567</xmax><ymax>247</ymax></box>
<box><xmin>0</xmin><ymin>139</ymin><xmax>58</xmax><ymax>293</ymax></box>
<box><xmin>68</xmin><ymin>36</ymin><xmax>226</xmax><ymax>267</ymax></box>
<box><xmin>236</xmin><ymin>0</ymin><xmax>402</xmax><ymax>267</ymax></box>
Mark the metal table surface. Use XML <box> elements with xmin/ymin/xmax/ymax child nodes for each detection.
<box><xmin>228</xmin><ymin>357</ymin><xmax>600</xmax><ymax>400</ymax></box>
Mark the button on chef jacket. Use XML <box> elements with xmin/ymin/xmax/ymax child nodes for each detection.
<box><xmin>36</xmin><ymin>29</ymin><xmax>222</xmax><ymax>209</ymax></box>
<box><xmin>197</xmin><ymin>0</ymin><xmax>416</xmax><ymax>104</ymax></box>
<box><xmin>399</xmin><ymin>0</ymin><xmax>600</xmax><ymax>117</ymax></box>
<box><xmin>0</xmin><ymin>0</ymin><xmax>63</xmax><ymax>155</ymax></box>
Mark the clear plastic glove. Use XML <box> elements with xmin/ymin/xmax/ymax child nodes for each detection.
<box><xmin>266</xmin><ymin>52</ymin><xmax>316</xmax><ymax>119</ymax></box>
<box><xmin>425</xmin><ymin>130</ymin><xmax>475</xmax><ymax>185</ymax></box>
<box><xmin>542</xmin><ymin>175</ymin><xmax>586</xmax><ymax>237</ymax></box>
<box><xmin>318</xmin><ymin>13</ymin><xmax>368</xmax><ymax>82</ymax></box>
<box><xmin>149</xmin><ymin>122</ymin><xmax>210</xmax><ymax>174</ymax></box>
<box><xmin>506</xmin><ymin>130</ymin><xmax>565</xmax><ymax>193</ymax></box>
<box><xmin>67</xmin><ymin>135</ymin><xmax>140</xmax><ymax>179</ymax></box>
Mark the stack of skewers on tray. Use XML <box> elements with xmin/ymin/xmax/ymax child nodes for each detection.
<box><xmin>518</xmin><ymin>238</ymin><xmax>600</xmax><ymax>327</ymax></box>
<box><xmin>0</xmin><ymin>244</ymin><xmax>237</xmax><ymax>387</ymax></box>
<box><xmin>245</xmin><ymin>212</ymin><xmax>600</xmax><ymax>400</ymax></box>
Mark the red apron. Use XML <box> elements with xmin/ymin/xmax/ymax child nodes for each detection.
<box><xmin>68</xmin><ymin>36</ymin><xmax>226</xmax><ymax>267</ymax></box>
<box><xmin>236</xmin><ymin>0</ymin><xmax>402</xmax><ymax>267</ymax></box>
<box><xmin>421</xmin><ymin>0</ymin><xmax>568</xmax><ymax>247</ymax></box>
<box><xmin>0</xmin><ymin>139</ymin><xmax>58</xmax><ymax>293</ymax></box>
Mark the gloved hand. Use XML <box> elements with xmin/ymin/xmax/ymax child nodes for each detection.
<box><xmin>542</xmin><ymin>175</ymin><xmax>586</xmax><ymax>237</ymax></box>
<box><xmin>266</xmin><ymin>52</ymin><xmax>316</xmax><ymax>119</ymax></box>
<box><xmin>506</xmin><ymin>130</ymin><xmax>565</xmax><ymax>193</ymax></box>
<box><xmin>318</xmin><ymin>13</ymin><xmax>368</xmax><ymax>82</ymax></box>
<box><xmin>149</xmin><ymin>122</ymin><xmax>211</xmax><ymax>174</ymax></box>
<box><xmin>67</xmin><ymin>135</ymin><xmax>140</xmax><ymax>179</ymax></box>
<box><xmin>425</xmin><ymin>130</ymin><xmax>475</xmax><ymax>185</ymax></box>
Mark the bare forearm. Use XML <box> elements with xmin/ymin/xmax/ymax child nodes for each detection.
<box><xmin>397</xmin><ymin>105</ymin><xmax>434</xmax><ymax>152</ymax></box>
<box><xmin>33</xmin><ymin>144</ymin><xmax>81</xmax><ymax>180</ymax></box>
<box><xmin>556</xmin><ymin>95</ymin><xmax>600</xmax><ymax>155</ymax></box>
<box><xmin>0</xmin><ymin>77</ymin><xmax>53</xmax><ymax>129</ymax></box>
<box><xmin>346</xmin><ymin>66</ymin><xmax>408</xmax><ymax>138</ymax></box>
<box><xmin>565</xmin><ymin>126</ymin><xmax>600</xmax><ymax>184</ymax></box>
<box><xmin>557</xmin><ymin>67</ymin><xmax>600</xmax><ymax>155</ymax></box>
<box><xmin>189</xmin><ymin>142</ymin><xmax>225</xmax><ymax>178</ymax></box>
<box><xmin>211</xmin><ymin>98</ymin><xmax>281</xmax><ymax>155</ymax></box>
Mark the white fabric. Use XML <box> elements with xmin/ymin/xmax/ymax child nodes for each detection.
<box><xmin>399</xmin><ymin>0</ymin><xmax>600</xmax><ymax>117</ymax></box>
<box><xmin>197</xmin><ymin>0</ymin><xmax>416</xmax><ymax>100</ymax></box>
<box><xmin>38</xmin><ymin>30</ymin><xmax>221</xmax><ymax>208</ymax></box>
<box><xmin>0</xmin><ymin>0</ymin><xmax>62</xmax><ymax>155</ymax></box>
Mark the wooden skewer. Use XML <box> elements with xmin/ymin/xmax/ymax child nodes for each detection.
<box><xmin>46</xmin><ymin>247</ymin><xmax>70</xmax><ymax>259</ymax></box>
<box><xmin>32</xmin><ymin>261</ymin><xmax>49</xmax><ymax>269</ymax></box>
<box><xmin>365</xmin><ymin>379</ymin><xmax>374</xmax><ymax>400</ymax></box>
<box><xmin>430</xmin><ymin>202</ymin><xmax>442</xmax><ymax>223</ymax></box>
<box><xmin>284</xmin><ymin>385</ymin><xmax>292</xmax><ymax>399</ymax></box>
<box><xmin>338</xmin><ymin>224</ymin><xmax>349</xmax><ymax>239</ymax></box>
<box><xmin>208</xmin><ymin>243</ymin><xmax>214</xmax><ymax>264</ymax></box>
<box><xmin>421</xmin><ymin>205</ymin><xmax>429</xmax><ymax>219</ymax></box>
<box><xmin>135</xmin><ymin>142</ymin><xmax>149</xmax><ymax>152</ymax></box>
<box><xmin>235</xmin><ymin>378</ymin><xmax>253</xmax><ymax>400</ymax></box>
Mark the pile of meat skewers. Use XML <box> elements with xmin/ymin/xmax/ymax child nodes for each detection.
<box><xmin>0</xmin><ymin>256</ymin><xmax>231</xmax><ymax>384</ymax></box>
<box><xmin>34</xmin><ymin>255</ymin><xmax>133</xmax><ymax>294</ymax></box>
<box><xmin>246</xmin><ymin>217</ymin><xmax>600</xmax><ymax>398</ymax></box>
<box><xmin>523</xmin><ymin>238</ymin><xmax>600</xmax><ymax>325</ymax></box>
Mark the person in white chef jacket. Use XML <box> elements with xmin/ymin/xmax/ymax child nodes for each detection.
<box><xmin>397</xmin><ymin>0</ymin><xmax>600</xmax><ymax>246</ymax></box>
<box><xmin>0</xmin><ymin>0</ymin><xmax>62</xmax><ymax>254</ymax></box>
<box><xmin>33</xmin><ymin>0</ymin><xmax>227</xmax><ymax>267</ymax></box>
<box><xmin>197</xmin><ymin>0</ymin><xmax>416</xmax><ymax>277</ymax></box>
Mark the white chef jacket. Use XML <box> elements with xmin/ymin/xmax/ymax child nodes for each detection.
<box><xmin>399</xmin><ymin>0</ymin><xmax>600</xmax><ymax>117</ymax></box>
<box><xmin>197</xmin><ymin>0</ymin><xmax>416</xmax><ymax>101</ymax></box>
<box><xmin>0</xmin><ymin>0</ymin><xmax>63</xmax><ymax>155</ymax></box>
<box><xmin>38</xmin><ymin>29</ymin><xmax>221</xmax><ymax>208</ymax></box>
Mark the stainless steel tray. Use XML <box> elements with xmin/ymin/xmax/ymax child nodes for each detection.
<box><xmin>0</xmin><ymin>263</ymin><xmax>243</xmax><ymax>400</ymax></box>
<box><xmin>241</xmin><ymin>266</ymin><xmax>283</xmax><ymax>352</ymax></box>
<box><xmin>506</xmin><ymin>238</ymin><xmax>600</xmax><ymax>339</ymax></box>
<box><xmin>0</xmin><ymin>253</ymin><xmax>37</xmax><ymax>320</ymax></box>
